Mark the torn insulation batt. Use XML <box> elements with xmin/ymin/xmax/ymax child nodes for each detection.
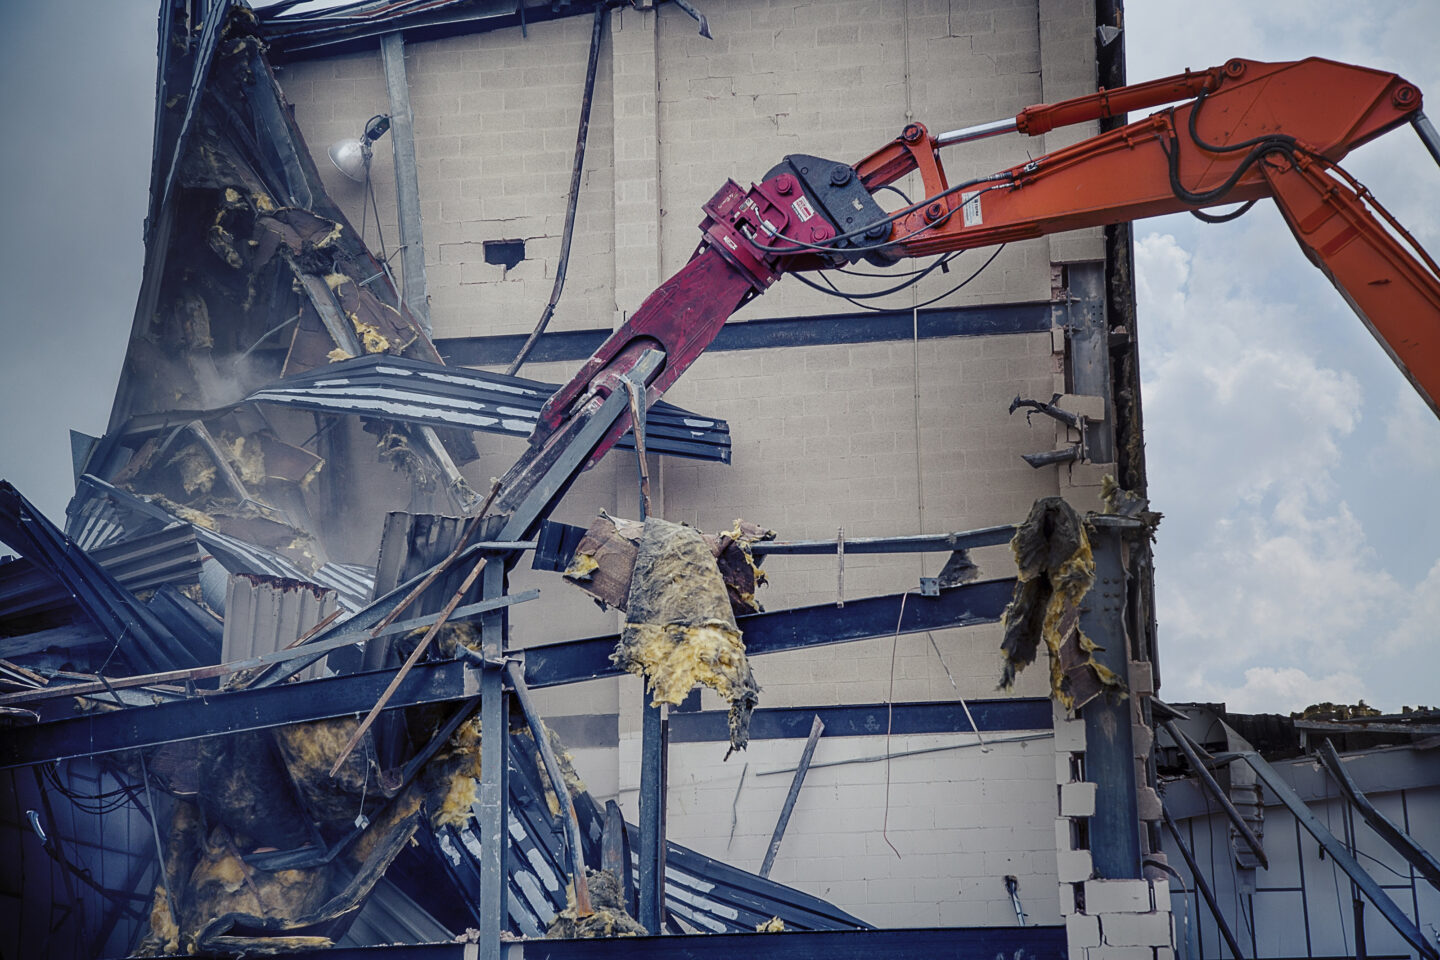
<box><xmin>611</xmin><ymin>517</ymin><xmax>760</xmax><ymax>753</ymax></box>
<box><xmin>997</xmin><ymin>496</ymin><xmax>1125</xmax><ymax>711</ymax></box>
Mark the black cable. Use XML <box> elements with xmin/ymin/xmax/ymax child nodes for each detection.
<box><xmin>1162</xmin><ymin>84</ymin><xmax>1301</xmax><ymax>212</ymax></box>
<box><xmin>1188</xmin><ymin>86</ymin><xmax>1283</xmax><ymax>155</ymax></box>
<box><xmin>792</xmin><ymin>244</ymin><xmax>1006</xmax><ymax>312</ymax></box>
<box><xmin>810</xmin><ymin>250</ymin><xmax>962</xmax><ymax>299</ymax></box>
<box><xmin>875</xmin><ymin>183</ymin><xmax>913</xmax><ymax>206</ymax></box>
<box><xmin>1162</xmin><ymin>128</ymin><xmax>1295</xmax><ymax>208</ymax></box>
<box><xmin>1191</xmin><ymin>200</ymin><xmax>1257</xmax><ymax>223</ymax></box>
<box><xmin>833</xmin><ymin>251</ymin><xmax>959</xmax><ymax>279</ymax></box>
<box><xmin>43</xmin><ymin>764</ymin><xmax>133</xmax><ymax>815</ymax></box>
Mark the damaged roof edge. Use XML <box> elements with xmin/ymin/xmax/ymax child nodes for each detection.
<box><xmin>253</xmin><ymin>0</ymin><xmax>600</xmax><ymax>61</ymax></box>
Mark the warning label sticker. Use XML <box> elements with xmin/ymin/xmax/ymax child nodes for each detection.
<box><xmin>791</xmin><ymin>196</ymin><xmax>816</xmax><ymax>222</ymax></box>
<box><xmin>962</xmin><ymin>191</ymin><xmax>983</xmax><ymax>227</ymax></box>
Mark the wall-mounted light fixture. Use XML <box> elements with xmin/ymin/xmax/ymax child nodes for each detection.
<box><xmin>326</xmin><ymin>114</ymin><xmax>392</xmax><ymax>182</ymax></box>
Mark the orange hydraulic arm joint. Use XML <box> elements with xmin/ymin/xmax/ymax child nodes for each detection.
<box><xmin>848</xmin><ymin>57</ymin><xmax>1440</xmax><ymax>414</ymax></box>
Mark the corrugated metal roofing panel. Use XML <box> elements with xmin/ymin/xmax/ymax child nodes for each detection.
<box><xmin>420</xmin><ymin>731</ymin><xmax>870</xmax><ymax>937</ymax></box>
<box><xmin>68</xmin><ymin>476</ymin><xmax>373</xmax><ymax>614</ymax></box>
<box><xmin>245</xmin><ymin>355</ymin><xmax>731</xmax><ymax>464</ymax></box>
<box><xmin>0</xmin><ymin>482</ymin><xmax>199</xmax><ymax>673</ymax></box>
<box><xmin>222</xmin><ymin>573</ymin><xmax>339</xmax><ymax>681</ymax></box>
<box><xmin>0</xmin><ymin>525</ymin><xmax>202</xmax><ymax>630</ymax></box>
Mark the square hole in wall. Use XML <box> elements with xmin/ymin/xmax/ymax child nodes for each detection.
<box><xmin>484</xmin><ymin>239</ymin><xmax>525</xmax><ymax>269</ymax></box>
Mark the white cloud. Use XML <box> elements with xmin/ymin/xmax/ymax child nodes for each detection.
<box><xmin>1133</xmin><ymin>229</ymin><xmax>1429</xmax><ymax>710</ymax></box>
<box><xmin>1209</xmin><ymin>667</ymin><xmax>1368</xmax><ymax>715</ymax></box>
<box><xmin>1383</xmin><ymin>558</ymin><xmax>1440</xmax><ymax>656</ymax></box>
<box><xmin>1380</xmin><ymin>383</ymin><xmax>1440</xmax><ymax>474</ymax></box>
<box><xmin>1122</xmin><ymin>0</ymin><xmax>1440</xmax><ymax>715</ymax></box>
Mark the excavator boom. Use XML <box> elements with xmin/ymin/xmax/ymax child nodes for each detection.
<box><xmin>491</xmin><ymin>56</ymin><xmax>1440</xmax><ymax>535</ymax></box>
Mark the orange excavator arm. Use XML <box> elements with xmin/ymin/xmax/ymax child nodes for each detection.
<box><xmin>491</xmin><ymin>57</ymin><xmax>1440</xmax><ymax>536</ymax></box>
<box><xmin>838</xmin><ymin>57</ymin><xmax>1440</xmax><ymax>413</ymax></box>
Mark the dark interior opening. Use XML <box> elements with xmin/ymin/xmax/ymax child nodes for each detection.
<box><xmin>483</xmin><ymin>239</ymin><xmax>525</xmax><ymax>269</ymax></box>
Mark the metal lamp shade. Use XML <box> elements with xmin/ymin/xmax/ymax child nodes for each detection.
<box><xmin>327</xmin><ymin>138</ymin><xmax>369</xmax><ymax>182</ymax></box>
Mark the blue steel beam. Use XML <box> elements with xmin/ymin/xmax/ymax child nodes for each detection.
<box><xmin>0</xmin><ymin>660</ymin><xmax>477</xmax><ymax>769</ymax></box>
<box><xmin>2</xmin><ymin>579</ymin><xmax>1012</xmax><ymax>768</ymax></box>
<box><xmin>1316</xmin><ymin>737</ymin><xmax>1440</xmax><ymax>892</ymax></box>
<box><xmin>522</xmin><ymin>577</ymin><xmax>1015</xmax><ymax>690</ymax></box>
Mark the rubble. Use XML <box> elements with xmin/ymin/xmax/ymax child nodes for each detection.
<box><xmin>545</xmin><ymin>870</ymin><xmax>646</xmax><ymax>939</ymax></box>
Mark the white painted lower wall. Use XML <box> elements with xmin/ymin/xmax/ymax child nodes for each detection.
<box><xmin>572</xmin><ymin>720</ymin><xmax>1061</xmax><ymax>929</ymax></box>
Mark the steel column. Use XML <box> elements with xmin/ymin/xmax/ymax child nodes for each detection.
<box><xmin>638</xmin><ymin>698</ymin><xmax>665</xmax><ymax>933</ymax></box>
<box><xmin>1058</xmin><ymin>261</ymin><xmax>1113</xmax><ymax>462</ymax></box>
<box><xmin>475</xmin><ymin>556</ymin><xmax>508</xmax><ymax>960</ymax></box>
<box><xmin>380</xmin><ymin>32</ymin><xmax>430</xmax><ymax>334</ymax></box>
<box><xmin>1080</xmin><ymin>517</ymin><xmax>1140</xmax><ymax>878</ymax></box>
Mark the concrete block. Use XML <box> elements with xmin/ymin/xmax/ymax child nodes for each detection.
<box><xmin>1058</xmin><ymin>881</ymin><xmax>1077</xmax><ymax>916</ymax></box>
<box><xmin>1060</xmin><ymin>781</ymin><xmax>1097</xmax><ymax>818</ymax></box>
<box><xmin>1087</xmin><ymin>949</ymin><xmax>1156</xmax><ymax>960</ymax></box>
<box><xmin>1060</xmin><ymin>485</ymin><xmax>1102</xmax><ymax>514</ymax></box>
<box><xmin>1131</xmin><ymin>723</ymin><xmax>1154</xmax><ymax>758</ymax></box>
<box><xmin>1057</xmin><ymin>849</ymin><xmax>1093</xmax><ymax>883</ymax></box>
<box><xmin>1067</xmin><ymin>461</ymin><xmax>1114</xmax><ymax>488</ymax></box>
<box><xmin>1066</xmin><ymin>913</ymin><xmax>1101</xmax><ymax>948</ymax></box>
<box><xmin>1084</xmin><ymin>878</ymin><xmax>1152</xmax><ymax>914</ymax></box>
<box><xmin>1128</xmin><ymin>660</ymin><xmax>1155</xmax><ymax>696</ymax></box>
<box><xmin>1055</xmin><ymin>393</ymin><xmax>1105</xmax><ymax>421</ymax></box>
<box><xmin>1054</xmin><ymin>718</ymin><xmax>1087</xmax><ymax>752</ymax></box>
<box><xmin>1055</xmin><ymin>817</ymin><xmax>1076</xmax><ymax>852</ymax></box>
<box><xmin>1100</xmin><ymin>910</ymin><xmax>1173</xmax><ymax>947</ymax></box>
<box><xmin>1136</xmin><ymin>787</ymin><xmax>1162</xmax><ymax>822</ymax></box>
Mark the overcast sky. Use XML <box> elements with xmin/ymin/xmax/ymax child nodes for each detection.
<box><xmin>0</xmin><ymin>1</ymin><xmax>1436</xmax><ymax>713</ymax></box>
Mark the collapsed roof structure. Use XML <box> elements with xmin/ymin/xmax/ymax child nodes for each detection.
<box><xmin>2</xmin><ymin>2</ymin><xmax>1437</xmax><ymax>959</ymax></box>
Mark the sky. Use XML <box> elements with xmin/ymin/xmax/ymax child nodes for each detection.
<box><xmin>0</xmin><ymin>1</ymin><xmax>1437</xmax><ymax>714</ymax></box>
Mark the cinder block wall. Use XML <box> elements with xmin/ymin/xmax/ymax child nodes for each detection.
<box><xmin>277</xmin><ymin>0</ymin><xmax>1114</xmax><ymax>932</ymax></box>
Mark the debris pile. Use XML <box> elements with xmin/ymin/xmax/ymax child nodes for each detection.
<box><xmin>546</xmin><ymin>870</ymin><xmax>647</xmax><ymax>939</ymax></box>
<box><xmin>132</xmin><ymin>711</ymin><xmax>485</xmax><ymax>955</ymax></box>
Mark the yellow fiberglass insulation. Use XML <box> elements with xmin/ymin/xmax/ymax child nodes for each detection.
<box><xmin>419</xmin><ymin>715</ymin><xmax>484</xmax><ymax>828</ymax></box>
<box><xmin>997</xmin><ymin>496</ymin><xmax>1124</xmax><ymax>710</ymax></box>
<box><xmin>273</xmin><ymin>717</ymin><xmax>387</xmax><ymax>826</ymax></box>
<box><xmin>612</xmin><ymin>517</ymin><xmax>760</xmax><ymax>755</ymax></box>
<box><xmin>131</xmin><ymin>707</ymin><xmax>484</xmax><ymax>955</ymax></box>
<box><xmin>757</xmin><ymin>916</ymin><xmax>786</xmax><ymax>932</ymax></box>
<box><xmin>518</xmin><ymin>724</ymin><xmax>588</xmax><ymax>817</ymax></box>
<box><xmin>546</xmin><ymin>869</ymin><xmax>647</xmax><ymax>938</ymax></box>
